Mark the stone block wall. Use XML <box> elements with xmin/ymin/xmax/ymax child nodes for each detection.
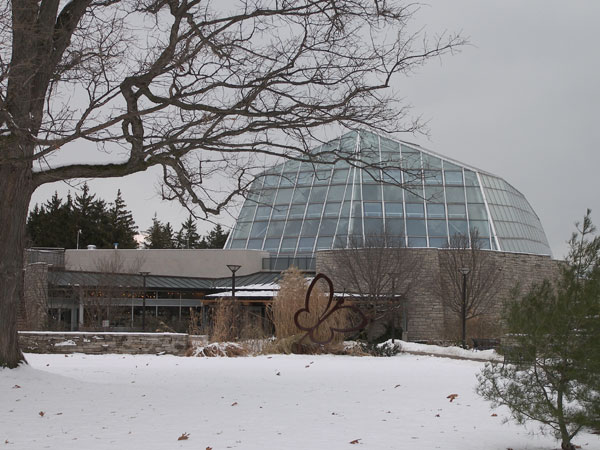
<box><xmin>18</xmin><ymin>332</ymin><xmax>191</xmax><ymax>356</ymax></box>
<box><xmin>317</xmin><ymin>248</ymin><xmax>559</xmax><ymax>342</ymax></box>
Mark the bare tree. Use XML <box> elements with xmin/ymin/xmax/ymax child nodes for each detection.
<box><xmin>321</xmin><ymin>234</ymin><xmax>421</xmax><ymax>342</ymax></box>
<box><xmin>436</xmin><ymin>232</ymin><xmax>504</xmax><ymax>348</ymax></box>
<box><xmin>0</xmin><ymin>0</ymin><xmax>464</xmax><ymax>367</ymax></box>
<box><xmin>82</xmin><ymin>250</ymin><xmax>146</xmax><ymax>329</ymax></box>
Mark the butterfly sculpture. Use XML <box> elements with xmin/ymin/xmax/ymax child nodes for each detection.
<box><xmin>294</xmin><ymin>273</ymin><xmax>368</xmax><ymax>345</ymax></box>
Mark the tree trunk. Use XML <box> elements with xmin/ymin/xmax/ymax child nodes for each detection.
<box><xmin>0</xmin><ymin>161</ymin><xmax>33</xmax><ymax>368</ymax></box>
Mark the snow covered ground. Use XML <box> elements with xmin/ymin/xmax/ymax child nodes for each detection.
<box><xmin>1</xmin><ymin>352</ymin><xmax>598</xmax><ymax>450</ymax></box>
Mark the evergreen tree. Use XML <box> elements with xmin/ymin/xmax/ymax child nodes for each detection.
<box><xmin>205</xmin><ymin>224</ymin><xmax>229</xmax><ymax>249</ymax></box>
<box><xmin>477</xmin><ymin>210</ymin><xmax>600</xmax><ymax>450</ymax></box>
<box><xmin>108</xmin><ymin>190</ymin><xmax>138</xmax><ymax>248</ymax></box>
<box><xmin>144</xmin><ymin>215</ymin><xmax>176</xmax><ymax>249</ymax></box>
<box><xmin>73</xmin><ymin>183</ymin><xmax>113</xmax><ymax>248</ymax></box>
<box><xmin>26</xmin><ymin>192</ymin><xmax>75</xmax><ymax>247</ymax></box>
<box><xmin>177</xmin><ymin>215</ymin><xmax>201</xmax><ymax>249</ymax></box>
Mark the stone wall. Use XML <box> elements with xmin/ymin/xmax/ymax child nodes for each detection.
<box><xmin>317</xmin><ymin>248</ymin><xmax>559</xmax><ymax>342</ymax></box>
<box><xmin>18</xmin><ymin>332</ymin><xmax>194</xmax><ymax>356</ymax></box>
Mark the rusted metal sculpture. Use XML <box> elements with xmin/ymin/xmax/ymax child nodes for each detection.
<box><xmin>294</xmin><ymin>273</ymin><xmax>367</xmax><ymax>345</ymax></box>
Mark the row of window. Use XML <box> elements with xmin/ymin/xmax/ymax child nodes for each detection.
<box><xmin>230</xmin><ymin>233</ymin><xmax>495</xmax><ymax>254</ymax></box>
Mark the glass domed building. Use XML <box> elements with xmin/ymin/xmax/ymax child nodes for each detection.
<box><xmin>224</xmin><ymin>130</ymin><xmax>551</xmax><ymax>262</ymax></box>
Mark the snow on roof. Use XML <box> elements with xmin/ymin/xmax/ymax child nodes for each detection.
<box><xmin>207</xmin><ymin>290</ymin><xmax>277</xmax><ymax>298</ymax></box>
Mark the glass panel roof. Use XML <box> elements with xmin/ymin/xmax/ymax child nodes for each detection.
<box><xmin>225</xmin><ymin>131</ymin><xmax>551</xmax><ymax>257</ymax></box>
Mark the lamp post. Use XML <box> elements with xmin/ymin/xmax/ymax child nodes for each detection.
<box><xmin>388</xmin><ymin>272</ymin><xmax>397</xmax><ymax>344</ymax></box>
<box><xmin>459</xmin><ymin>267</ymin><xmax>470</xmax><ymax>348</ymax></box>
<box><xmin>227</xmin><ymin>264</ymin><xmax>242</xmax><ymax>300</ymax></box>
<box><xmin>139</xmin><ymin>271</ymin><xmax>150</xmax><ymax>332</ymax></box>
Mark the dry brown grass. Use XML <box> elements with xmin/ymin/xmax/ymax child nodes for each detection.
<box><xmin>211</xmin><ymin>298</ymin><xmax>243</xmax><ymax>342</ymax></box>
<box><xmin>269</xmin><ymin>267</ymin><xmax>350</xmax><ymax>349</ymax></box>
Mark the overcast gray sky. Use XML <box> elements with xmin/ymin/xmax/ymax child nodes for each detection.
<box><xmin>30</xmin><ymin>0</ymin><xmax>600</xmax><ymax>259</ymax></box>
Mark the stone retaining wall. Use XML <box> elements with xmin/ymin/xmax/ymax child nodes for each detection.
<box><xmin>18</xmin><ymin>332</ymin><xmax>202</xmax><ymax>356</ymax></box>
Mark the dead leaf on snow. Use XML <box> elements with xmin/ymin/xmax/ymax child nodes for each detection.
<box><xmin>39</xmin><ymin>411</ymin><xmax>45</xmax><ymax>417</ymax></box>
<box><xmin>206</xmin><ymin>447</ymin><xmax>212</xmax><ymax>450</ymax></box>
<box><xmin>13</xmin><ymin>385</ymin><xmax>20</xmax><ymax>389</ymax></box>
<box><xmin>446</xmin><ymin>394</ymin><xmax>458</xmax><ymax>402</ymax></box>
<box><xmin>177</xmin><ymin>432</ymin><xmax>190</xmax><ymax>441</ymax></box>
<box><xmin>349</xmin><ymin>438</ymin><xmax>361</xmax><ymax>444</ymax></box>
<box><xmin>231</xmin><ymin>402</ymin><xmax>238</xmax><ymax>406</ymax></box>
<box><xmin>394</xmin><ymin>384</ymin><xmax>401</xmax><ymax>388</ymax></box>
<box><xmin>491</xmin><ymin>413</ymin><xmax>497</xmax><ymax>417</ymax></box>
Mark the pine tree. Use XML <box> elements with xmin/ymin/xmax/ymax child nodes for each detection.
<box><xmin>73</xmin><ymin>183</ymin><xmax>111</xmax><ymax>248</ymax></box>
<box><xmin>26</xmin><ymin>192</ymin><xmax>75</xmax><ymax>247</ymax></box>
<box><xmin>108</xmin><ymin>190</ymin><xmax>138</xmax><ymax>248</ymax></box>
<box><xmin>177</xmin><ymin>215</ymin><xmax>201</xmax><ymax>249</ymax></box>
<box><xmin>477</xmin><ymin>210</ymin><xmax>600</xmax><ymax>450</ymax></box>
<box><xmin>205</xmin><ymin>224</ymin><xmax>229</xmax><ymax>249</ymax></box>
<box><xmin>144</xmin><ymin>215</ymin><xmax>176</xmax><ymax>249</ymax></box>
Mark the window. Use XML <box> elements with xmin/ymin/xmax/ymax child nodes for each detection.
<box><xmin>297</xmin><ymin>171</ymin><xmax>313</xmax><ymax>185</ymax></box>
<box><xmin>297</xmin><ymin>237</ymin><xmax>315</xmax><ymax>252</ymax></box>
<box><xmin>427</xmin><ymin>203</ymin><xmax>445</xmax><ymax>218</ymax></box>
<box><xmin>314</xmin><ymin>170</ymin><xmax>331</xmax><ymax>185</ymax></box>
<box><xmin>466</xmin><ymin>187</ymin><xmax>484</xmax><ymax>203</ymax></box>
<box><xmin>423</xmin><ymin>170</ymin><xmax>443</xmax><ymax>185</ymax></box>
<box><xmin>264</xmin><ymin>238</ymin><xmax>281</xmax><ymax>251</ymax></box>
<box><xmin>405</xmin><ymin>203</ymin><xmax>424</xmax><ymax>218</ymax></box>
<box><xmin>292</xmin><ymin>187</ymin><xmax>310</xmax><ymax>204</ymax></box>
<box><xmin>406</xmin><ymin>219</ymin><xmax>426</xmax><ymax>236</ymax></box>
<box><xmin>271</xmin><ymin>205</ymin><xmax>288</xmax><ymax>219</ymax></box>
<box><xmin>316</xmin><ymin>236</ymin><xmax>333</xmax><ymax>250</ymax></box>
<box><xmin>385</xmin><ymin>218</ymin><xmax>404</xmax><ymax>235</ymax></box>
<box><xmin>445</xmin><ymin>186</ymin><xmax>465</xmax><ymax>203</ymax></box>
<box><xmin>250</xmin><ymin>221</ymin><xmax>268</xmax><ymax>239</ymax></box>
<box><xmin>467</xmin><ymin>204</ymin><xmax>487</xmax><ymax>220</ymax></box>
<box><xmin>284</xmin><ymin>220</ymin><xmax>302</xmax><ymax>236</ymax></box>
<box><xmin>429</xmin><ymin>237</ymin><xmax>448</xmax><ymax>248</ymax></box>
<box><xmin>448</xmin><ymin>204</ymin><xmax>466</xmax><ymax>219</ymax></box>
<box><xmin>274</xmin><ymin>188</ymin><xmax>293</xmax><ymax>205</ymax></box>
<box><xmin>324</xmin><ymin>202</ymin><xmax>341</xmax><ymax>217</ymax></box>
<box><xmin>247</xmin><ymin>239</ymin><xmax>263</xmax><ymax>249</ymax></box>
<box><xmin>301</xmin><ymin>219</ymin><xmax>320</xmax><ymax>237</ymax></box>
<box><xmin>362</xmin><ymin>184</ymin><xmax>382</xmax><ymax>201</ymax></box>
<box><xmin>288</xmin><ymin>204</ymin><xmax>306</xmax><ymax>218</ymax></box>
<box><xmin>255</xmin><ymin>206</ymin><xmax>272</xmax><ymax>220</ymax></box>
<box><xmin>306</xmin><ymin>203</ymin><xmax>324</xmax><ymax>218</ymax></box>
<box><xmin>332</xmin><ymin>168</ymin><xmax>349</xmax><ymax>183</ymax></box>
<box><xmin>425</xmin><ymin>186</ymin><xmax>444</xmax><ymax>203</ymax></box>
<box><xmin>385</xmin><ymin>202</ymin><xmax>403</xmax><ymax>217</ymax></box>
<box><xmin>280</xmin><ymin>238</ymin><xmax>298</xmax><ymax>252</ymax></box>
<box><xmin>364</xmin><ymin>202</ymin><xmax>383</xmax><ymax>217</ymax></box>
<box><xmin>326</xmin><ymin>185</ymin><xmax>346</xmax><ymax>201</ymax></box>
<box><xmin>319</xmin><ymin>219</ymin><xmax>338</xmax><ymax>235</ymax></box>
<box><xmin>408</xmin><ymin>237</ymin><xmax>427</xmax><ymax>247</ymax></box>
<box><xmin>428</xmin><ymin>219</ymin><xmax>447</xmax><ymax>237</ymax></box>
<box><xmin>309</xmin><ymin>186</ymin><xmax>328</xmax><ymax>203</ymax></box>
<box><xmin>444</xmin><ymin>171</ymin><xmax>463</xmax><ymax>185</ymax></box>
<box><xmin>364</xmin><ymin>218</ymin><xmax>384</xmax><ymax>235</ymax></box>
<box><xmin>266</xmin><ymin>221</ymin><xmax>285</xmax><ymax>238</ymax></box>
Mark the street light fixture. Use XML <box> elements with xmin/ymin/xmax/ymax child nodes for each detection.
<box><xmin>459</xmin><ymin>267</ymin><xmax>470</xmax><ymax>349</ymax></box>
<box><xmin>227</xmin><ymin>265</ymin><xmax>242</xmax><ymax>300</ymax></box>
<box><xmin>139</xmin><ymin>271</ymin><xmax>150</xmax><ymax>332</ymax></box>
